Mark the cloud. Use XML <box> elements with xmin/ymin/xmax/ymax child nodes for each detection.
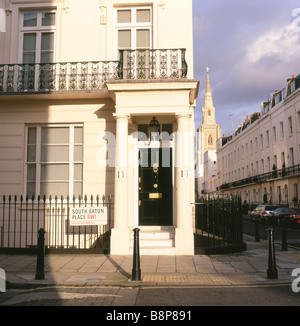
<box><xmin>193</xmin><ymin>0</ymin><xmax>300</xmax><ymax>135</ymax></box>
<box><xmin>246</xmin><ymin>25</ymin><xmax>300</xmax><ymax>64</ymax></box>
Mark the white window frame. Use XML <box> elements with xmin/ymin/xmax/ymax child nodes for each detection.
<box><xmin>288</xmin><ymin>116</ymin><xmax>293</xmax><ymax>135</ymax></box>
<box><xmin>25</xmin><ymin>124</ymin><xmax>83</xmax><ymax>198</ymax></box>
<box><xmin>19</xmin><ymin>10</ymin><xmax>56</xmax><ymax>64</ymax></box>
<box><xmin>273</xmin><ymin>126</ymin><xmax>277</xmax><ymax>142</ymax></box>
<box><xmin>289</xmin><ymin>147</ymin><xmax>295</xmax><ymax>166</ymax></box>
<box><xmin>267</xmin><ymin>157</ymin><xmax>271</xmax><ymax>172</ymax></box>
<box><xmin>280</xmin><ymin>121</ymin><xmax>284</xmax><ymax>139</ymax></box>
<box><xmin>297</xmin><ymin>111</ymin><xmax>300</xmax><ymax>131</ymax></box>
<box><xmin>114</xmin><ymin>6</ymin><xmax>153</xmax><ymax>58</ymax></box>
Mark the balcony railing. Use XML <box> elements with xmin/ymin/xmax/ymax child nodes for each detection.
<box><xmin>0</xmin><ymin>49</ymin><xmax>188</xmax><ymax>94</ymax></box>
<box><xmin>220</xmin><ymin>163</ymin><xmax>300</xmax><ymax>191</ymax></box>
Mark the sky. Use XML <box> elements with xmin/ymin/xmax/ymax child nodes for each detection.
<box><xmin>192</xmin><ymin>0</ymin><xmax>300</xmax><ymax>136</ymax></box>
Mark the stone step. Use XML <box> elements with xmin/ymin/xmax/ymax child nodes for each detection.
<box><xmin>131</xmin><ymin>238</ymin><xmax>175</xmax><ymax>248</ymax></box>
<box><xmin>139</xmin><ymin>247</ymin><xmax>176</xmax><ymax>255</ymax></box>
<box><xmin>130</xmin><ymin>226</ymin><xmax>175</xmax><ymax>255</ymax></box>
<box><xmin>136</xmin><ymin>231</ymin><xmax>174</xmax><ymax>240</ymax></box>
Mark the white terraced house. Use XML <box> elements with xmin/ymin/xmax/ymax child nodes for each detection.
<box><xmin>0</xmin><ymin>0</ymin><xmax>199</xmax><ymax>255</ymax></box>
<box><xmin>217</xmin><ymin>74</ymin><xmax>300</xmax><ymax>209</ymax></box>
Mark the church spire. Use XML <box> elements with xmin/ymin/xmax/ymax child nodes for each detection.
<box><xmin>202</xmin><ymin>67</ymin><xmax>216</xmax><ymax>125</ymax></box>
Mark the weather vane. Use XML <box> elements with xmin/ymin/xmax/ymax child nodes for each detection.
<box><xmin>206</xmin><ymin>67</ymin><xmax>210</xmax><ymax>73</ymax></box>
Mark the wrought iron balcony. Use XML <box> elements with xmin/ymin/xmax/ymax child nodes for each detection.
<box><xmin>220</xmin><ymin>163</ymin><xmax>300</xmax><ymax>191</ymax></box>
<box><xmin>0</xmin><ymin>49</ymin><xmax>188</xmax><ymax>94</ymax></box>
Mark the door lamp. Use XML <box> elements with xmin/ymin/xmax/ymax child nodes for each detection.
<box><xmin>149</xmin><ymin>116</ymin><xmax>160</xmax><ymax>141</ymax></box>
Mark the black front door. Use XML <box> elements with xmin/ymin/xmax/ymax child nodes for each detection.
<box><xmin>139</xmin><ymin>148</ymin><xmax>173</xmax><ymax>226</ymax></box>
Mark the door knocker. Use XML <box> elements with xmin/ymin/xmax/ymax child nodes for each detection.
<box><xmin>153</xmin><ymin>163</ymin><xmax>159</xmax><ymax>173</ymax></box>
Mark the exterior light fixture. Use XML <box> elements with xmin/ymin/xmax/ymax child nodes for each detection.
<box><xmin>149</xmin><ymin>116</ymin><xmax>160</xmax><ymax>142</ymax></box>
<box><xmin>149</xmin><ymin>116</ymin><xmax>160</xmax><ymax>134</ymax></box>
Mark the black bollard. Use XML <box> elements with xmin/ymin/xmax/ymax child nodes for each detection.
<box><xmin>254</xmin><ymin>215</ymin><xmax>260</xmax><ymax>242</ymax></box>
<box><xmin>281</xmin><ymin>219</ymin><xmax>287</xmax><ymax>251</ymax></box>
<box><xmin>132</xmin><ymin>228</ymin><xmax>141</xmax><ymax>281</ymax></box>
<box><xmin>267</xmin><ymin>227</ymin><xmax>278</xmax><ymax>279</ymax></box>
<box><xmin>35</xmin><ymin>228</ymin><xmax>46</xmax><ymax>280</ymax></box>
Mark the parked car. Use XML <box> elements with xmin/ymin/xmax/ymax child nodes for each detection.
<box><xmin>269</xmin><ymin>208</ymin><xmax>300</xmax><ymax>227</ymax></box>
<box><xmin>249</xmin><ymin>205</ymin><xmax>278</xmax><ymax>224</ymax></box>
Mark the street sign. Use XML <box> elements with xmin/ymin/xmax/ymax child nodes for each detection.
<box><xmin>70</xmin><ymin>207</ymin><xmax>108</xmax><ymax>226</ymax></box>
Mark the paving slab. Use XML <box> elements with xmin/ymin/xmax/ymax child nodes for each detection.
<box><xmin>1</xmin><ymin>235</ymin><xmax>299</xmax><ymax>288</ymax></box>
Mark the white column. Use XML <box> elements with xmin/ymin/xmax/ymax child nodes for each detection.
<box><xmin>110</xmin><ymin>114</ymin><xmax>130</xmax><ymax>255</ymax></box>
<box><xmin>175</xmin><ymin>113</ymin><xmax>194</xmax><ymax>255</ymax></box>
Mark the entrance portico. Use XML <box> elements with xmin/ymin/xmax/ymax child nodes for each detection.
<box><xmin>107</xmin><ymin>80</ymin><xmax>199</xmax><ymax>255</ymax></box>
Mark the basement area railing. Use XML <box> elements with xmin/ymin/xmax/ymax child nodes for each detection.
<box><xmin>0</xmin><ymin>195</ymin><xmax>112</xmax><ymax>254</ymax></box>
<box><xmin>194</xmin><ymin>196</ymin><xmax>246</xmax><ymax>255</ymax></box>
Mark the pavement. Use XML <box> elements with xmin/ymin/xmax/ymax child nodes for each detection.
<box><xmin>0</xmin><ymin>234</ymin><xmax>299</xmax><ymax>289</ymax></box>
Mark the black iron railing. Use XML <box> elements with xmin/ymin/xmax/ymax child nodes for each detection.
<box><xmin>0</xmin><ymin>49</ymin><xmax>188</xmax><ymax>94</ymax></box>
<box><xmin>220</xmin><ymin>163</ymin><xmax>300</xmax><ymax>191</ymax></box>
<box><xmin>0</xmin><ymin>195</ymin><xmax>112</xmax><ymax>253</ymax></box>
<box><xmin>118</xmin><ymin>48</ymin><xmax>188</xmax><ymax>80</ymax></box>
<box><xmin>194</xmin><ymin>196</ymin><xmax>246</xmax><ymax>254</ymax></box>
<box><xmin>0</xmin><ymin>61</ymin><xmax>119</xmax><ymax>93</ymax></box>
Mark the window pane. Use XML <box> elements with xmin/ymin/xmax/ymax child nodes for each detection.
<box><xmin>27</xmin><ymin>182</ymin><xmax>36</xmax><ymax>197</ymax></box>
<box><xmin>23</xmin><ymin>53</ymin><xmax>36</xmax><ymax>64</ymax></box>
<box><xmin>28</xmin><ymin>127</ymin><xmax>37</xmax><ymax>144</ymax></box>
<box><xmin>136</xmin><ymin>29</ymin><xmax>150</xmax><ymax>48</ymax></box>
<box><xmin>23</xmin><ymin>34</ymin><xmax>36</xmax><ymax>51</ymax></box>
<box><xmin>23</xmin><ymin>13</ymin><xmax>37</xmax><ymax>27</ymax></box>
<box><xmin>27</xmin><ymin>128</ymin><xmax>36</xmax><ymax>162</ymax></box>
<box><xmin>41</xmin><ymin>33</ymin><xmax>54</xmax><ymax>63</ymax></box>
<box><xmin>42</xmin><ymin>127</ymin><xmax>69</xmax><ymax>144</ymax></box>
<box><xmin>138</xmin><ymin>124</ymin><xmax>148</xmax><ymax>141</ymax></box>
<box><xmin>41</xmin><ymin>33</ymin><xmax>54</xmax><ymax>51</ymax></box>
<box><xmin>40</xmin><ymin>182</ymin><xmax>69</xmax><ymax>197</ymax></box>
<box><xmin>41</xmin><ymin>145</ymin><xmax>69</xmax><ymax>162</ymax></box>
<box><xmin>41</xmin><ymin>164</ymin><xmax>69</xmax><ymax>181</ymax></box>
<box><xmin>117</xmin><ymin>10</ymin><xmax>131</xmax><ymax>23</ymax></box>
<box><xmin>74</xmin><ymin>182</ymin><xmax>83</xmax><ymax>198</ymax></box>
<box><xmin>118</xmin><ymin>30</ymin><xmax>131</xmax><ymax>49</ymax></box>
<box><xmin>136</xmin><ymin>9</ymin><xmax>151</xmax><ymax>23</ymax></box>
<box><xmin>42</xmin><ymin>12</ymin><xmax>56</xmax><ymax>26</ymax></box>
<box><xmin>162</xmin><ymin>124</ymin><xmax>173</xmax><ymax>141</ymax></box>
<box><xmin>74</xmin><ymin>145</ymin><xmax>83</xmax><ymax>161</ymax></box>
<box><xmin>27</xmin><ymin>145</ymin><xmax>36</xmax><ymax>162</ymax></box>
<box><xmin>27</xmin><ymin>164</ymin><xmax>36</xmax><ymax>181</ymax></box>
<box><xmin>291</xmin><ymin>81</ymin><xmax>296</xmax><ymax>93</ymax></box>
<box><xmin>41</xmin><ymin>52</ymin><xmax>54</xmax><ymax>64</ymax></box>
<box><xmin>74</xmin><ymin>164</ymin><xmax>83</xmax><ymax>181</ymax></box>
<box><xmin>74</xmin><ymin>127</ymin><xmax>83</xmax><ymax>143</ymax></box>
<box><xmin>23</xmin><ymin>34</ymin><xmax>36</xmax><ymax>64</ymax></box>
